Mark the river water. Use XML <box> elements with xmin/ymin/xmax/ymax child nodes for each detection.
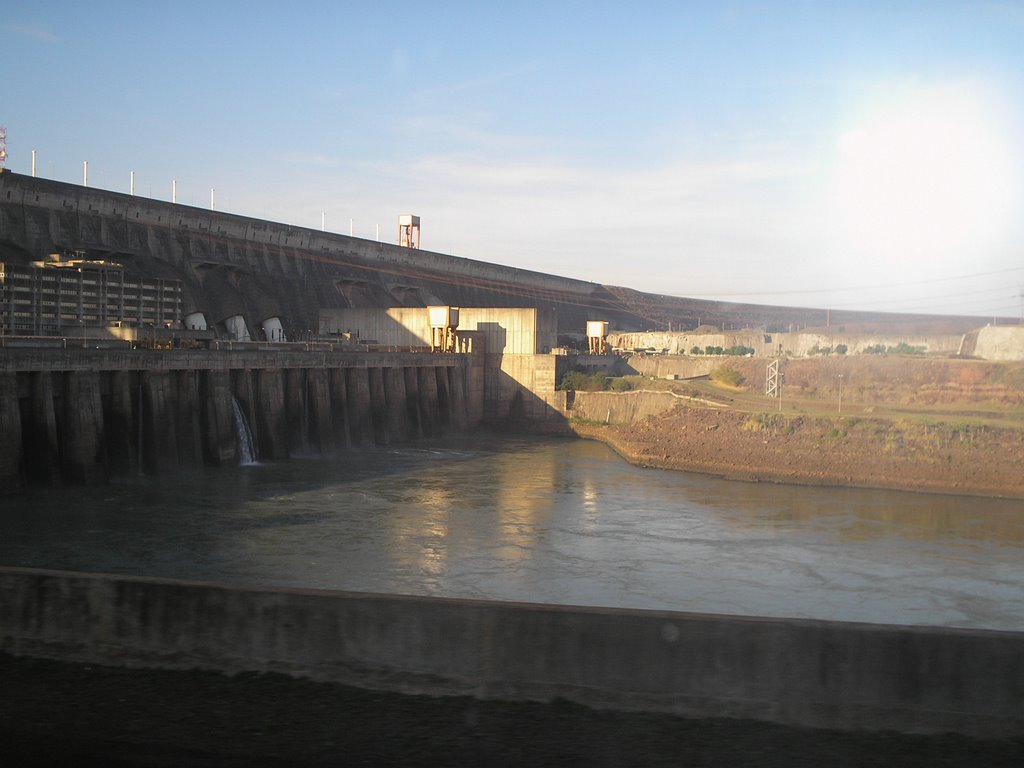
<box><xmin>2</xmin><ymin>436</ymin><xmax>1022</xmax><ymax>630</ymax></box>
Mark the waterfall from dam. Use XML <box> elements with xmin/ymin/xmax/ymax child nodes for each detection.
<box><xmin>231</xmin><ymin>398</ymin><xmax>257</xmax><ymax>465</ymax></box>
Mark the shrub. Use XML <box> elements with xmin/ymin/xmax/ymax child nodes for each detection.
<box><xmin>710</xmin><ymin>365</ymin><xmax>745</xmax><ymax>387</ymax></box>
<box><xmin>558</xmin><ymin>371</ymin><xmax>610</xmax><ymax>391</ymax></box>
<box><xmin>888</xmin><ymin>342</ymin><xmax>925</xmax><ymax>356</ymax></box>
<box><xmin>835</xmin><ymin>343</ymin><xmax>848</xmax><ymax>355</ymax></box>
<box><xmin>558</xmin><ymin>371</ymin><xmax>632</xmax><ymax>392</ymax></box>
<box><xmin>690</xmin><ymin>346</ymin><xmax>702</xmax><ymax>355</ymax></box>
<box><xmin>724</xmin><ymin>345</ymin><xmax>755</xmax><ymax>356</ymax></box>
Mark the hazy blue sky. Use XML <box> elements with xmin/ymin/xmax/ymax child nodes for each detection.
<box><xmin>3</xmin><ymin>1</ymin><xmax>1023</xmax><ymax>317</ymax></box>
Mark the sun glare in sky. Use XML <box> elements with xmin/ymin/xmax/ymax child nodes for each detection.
<box><xmin>832</xmin><ymin>84</ymin><xmax>1015</xmax><ymax>279</ymax></box>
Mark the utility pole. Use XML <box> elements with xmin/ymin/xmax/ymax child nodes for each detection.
<box><xmin>837</xmin><ymin>373</ymin><xmax>844</xmax><ymax>415</ymax></box>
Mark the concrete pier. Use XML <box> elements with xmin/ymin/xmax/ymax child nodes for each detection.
<box><xmin>0</xmin><ymin>349</ymin><xmax>473</xmax><ymax>490</ymax></box>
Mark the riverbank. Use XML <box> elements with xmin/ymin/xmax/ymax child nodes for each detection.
<box><xmin>570</xmin><ymin>405</ymin><xmax>1024</xmax><ymax>499</ymax></box>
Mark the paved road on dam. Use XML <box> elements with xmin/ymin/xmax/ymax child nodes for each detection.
<box><xmin>3</xmin><ymin>436</ymin><xmax>1023</xmax><ymax>631</ymax></box>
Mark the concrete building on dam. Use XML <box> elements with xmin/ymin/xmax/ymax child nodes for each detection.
<box><xmin>0</xmin><ymin>256</ymin><xmax>183</xmax><ymax>336</ymax></box>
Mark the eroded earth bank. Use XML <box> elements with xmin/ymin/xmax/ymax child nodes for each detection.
<box><xmin>568</xmin><ymin>355</ymin><xmax>1024</xmax><ymax>499</ymax></box>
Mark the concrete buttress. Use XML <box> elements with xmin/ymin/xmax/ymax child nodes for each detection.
<box><xmin>175</xmin><ymin>370</ymin><xmax>203</xmax><ymax>466</ymax></box>
<box><xmin>382</xmin><ymin>367</ymin><xmax>409</xmax><ymax>443</ymax></box>
<box><xmin>306</xmin><ymin>368</ymin><xmax>333</xmax><ymax>453</ymax></box>
<box><xmin>0</xmin><ymin>373</ymin><xmax>24</xmax><ymax>488</ymax></box>
<box><xmin>368</xmin><ymin>367</ymin><xmax>388</xmax><ymax>445</ymax></box>
<box><xmin>201</xmin><ymin>370</ymin><xmax>236</xmax><ymax>465</ymax></box>
<box><xmin>435</xmin><ymin>367</ymin><xmax>452</xmax><ymax>430</ymax></box>
<box><xmin>106</xmin><ymin>371</ymin><xmax>137</xmax><ymax>477</ymax></box>
<box><xmin>346</xmin><ymin>368</ymin><xmax>374</xmax><ymax>445</ymax></box>
<box><xmin>140</xmin><ymin>371</ymin><xmax>178</xmax><ymax>475</ymax></box>
<box><xmin>448</xmin><ymin>365</ymin><xmax>469</xmax><ymax>431</ymax></box>
<box><xmin>284</xmin><ymin>368</ymin><xmax>308</xmax><ymax>455</ymax></box>
<box><xmin>255</xmin><ymin>369</ymin><xmax>288</xmax><ymax>460</ymax></box>
<box><xmin>62</xmin><ymin>370</ymin><xmax>108</xmax><ymax>484</ymax></box>
<box><xmin>328</xmin><ymin>368</ymin><xmax>351</xmax><ymax>449</ymax></box>
<box><xmin>404</xmin><ymin>367</ymin><xmax>423</xmax><ymax>439</ymax></box>
<box><xmin>26</xmin><ymin>371</ymin><xmax>61</xmax><ymax>485</ymax></box>
<box><xmin>418</xmin><ymin>366</ymin><xmax>440</xmax><ymax>437</ymax></box>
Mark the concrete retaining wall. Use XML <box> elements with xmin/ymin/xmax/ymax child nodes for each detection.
<box><xmin>1</xmin><ymin>567</ymin><xmax>1021</xmax><ymax>736</ymax></box>
<box><xmin>568</xmin><ymin>390</ymin><xmax>683</xmax><ymax>425</ymax></box>
<box><xmin>609</xmin><ymin>331</ymin><xmax>969</xmax><ymax>359</ymax></box>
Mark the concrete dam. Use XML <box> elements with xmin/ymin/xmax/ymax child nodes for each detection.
<box><xmin>0</xmin><ymin>171</ymin><xmax>645</xmax><ymax>339</ymax></box>
<box><xmin>1</xmin><ymin>170</ymin><xmax>984</xmax><ymax>342</ymax></box>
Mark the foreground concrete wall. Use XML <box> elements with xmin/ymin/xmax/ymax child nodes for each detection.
<box><xmin>1</xmin><ymin>567</ymin><xmax>1021</xmax><ymax>737</ymax></box>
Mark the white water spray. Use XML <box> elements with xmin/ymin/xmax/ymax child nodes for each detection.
<box><xmin>231</xmin><ymin>397</ymin><xmax>257</xmax><ymax>465</ymax></box>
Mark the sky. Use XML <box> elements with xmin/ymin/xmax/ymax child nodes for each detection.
<box><xmin>3</xmin><ymin>1</ymin><xmax>1024</xmax><ymax>318</ymax></box>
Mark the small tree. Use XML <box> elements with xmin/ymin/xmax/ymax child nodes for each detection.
<box><xmin>710</xmin><ymin>365</ymin><xmax>744</xmax><ymax>387</ymax></box>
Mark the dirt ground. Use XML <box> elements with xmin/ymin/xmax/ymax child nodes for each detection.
<box><xmin>2</xmin><ymin>654</ymin><xmax>1022</xmax><ymax>767</ymax></box>
<box><xmin>574</xmin><ymin>356</ymin><xmax>1024</xmax><ymax>499</ymax></box>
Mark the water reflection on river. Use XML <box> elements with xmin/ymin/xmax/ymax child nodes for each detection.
<box><xmin>3</xmin><ymin>437</ymin><xmax>1022</xmax><ymax>630</ymax></box>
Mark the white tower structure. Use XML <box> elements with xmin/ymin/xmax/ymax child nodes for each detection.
<box><xmin>398</xmin><ymin>214</ymin><xmax>421</xmax><ymax>249</ymax></box>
